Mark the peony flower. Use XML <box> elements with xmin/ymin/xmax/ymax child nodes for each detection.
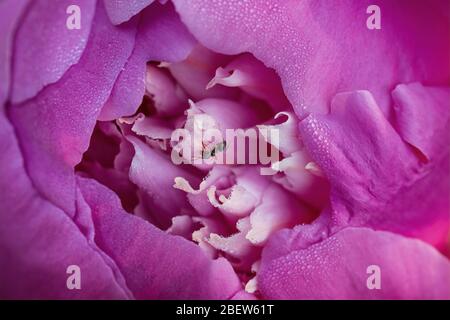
<box><xmin>0</xmin><ymin>0</ymin><xmax>448</xmax><ymax>299</ymax></box>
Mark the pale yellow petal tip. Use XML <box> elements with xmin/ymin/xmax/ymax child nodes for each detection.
<box><xmin>305</xmin><ymin>161</ymin><xmax>324</xmax><ymax>177</ymax></box>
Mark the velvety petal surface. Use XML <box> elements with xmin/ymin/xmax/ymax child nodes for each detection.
<box><xmin>11</xmin><ymin>0</ymin><xmax>96</xmax><ymax>104</ymax></box>
<box><xmin>104</xmin><ymin>0</ymin><xmax>154</xmax><ymax>25</ymax></box>
<box><xmin>0</xmin><ymin>0</ymin><xmax>29</xmax><ymax>106</ymax></box>
<box><xmin>173</xmin><ymin>0</ymin><xmax>450</xmax><ymax>117</ymax></box>
<box><xmin>8</xmin><ymin>1</ymin><xmax>137</xmax><ymax>213</ymax></box>
<box><xmin>298</xmin><ymin>86</ymin><xmax>449</xmax><ymax>247</ymax></box>
<box><xmin>99</xmin><ymin>2</ymin><xmax>196</xmax><ymax>120</ymax></box>
<box><xmin>78</xmin><ymin>176</ymin><xmax>242</xmax><ymax>299</ymax></box>
<box><xmin>127</xmin><ymin>136</ymin><xmax>200</xmax><ymax>228</ymax></box>
<box><xmin>0</xmin><ymin>110</ymin><xmax>130</xmax><ymax>299</ymax></box>
<box><xmin>258</xmin><ymin>227</ymin><xmax>450</xmax><ymax>299</ymax></box>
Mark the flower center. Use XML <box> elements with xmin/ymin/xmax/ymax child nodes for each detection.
<box><xmin>77</xmin><ymin>45</ymin><xmax>330</xmax><ymax>296</ymax></box>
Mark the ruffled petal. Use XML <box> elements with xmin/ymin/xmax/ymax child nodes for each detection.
<box><xmin>258</xmin><ymin>227</ymin><xmax>450</xmax><ymax>299</ymax></box>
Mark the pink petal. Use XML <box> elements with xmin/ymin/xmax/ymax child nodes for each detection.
<box><xmin>0</xmin><ymin>111</ymin><xmax>131</xmax><ymax>299</ymax></box>
<box><xmin>11</xmin><ymin>0</ymin><xmax>96</xmax><ymax>103</ymax></box>
<box><xmin>207</xmin><ymin>53</ymin><xmax>290</xmax><ymax>110</ymax></box>
<box><xmin>104</xmin><ymin>0</ymin><xmax>154</xmax><ymax>25</ymax></box>
<box><xmin>167</xmin><ymin>45</ymin><xmax>240</xmax><ymax>101</ymax></box>
<box><xmin>271</xmin><ymin>151</ymin><xmax>329</xmax><ymax>210</ymax></box>
<box><xmin>230</xmin><ymin>290</ymin><xmax>257</xmax><ymax>300</ymax></box>
<box><xmin>8</xmin><ymin>1</ymin><xmax>137</xmax><ymax>213</ymax></box>
<box><xmin>207</xmin><ymin>217</ymin><xmax>260</xmax><ymax>268</ymax></box>
<box><xmin>130</xmin><ymin>113</ymin><xmax>174</xmax><ymax>140</ymax></box>
<box><xmin>78</xmin><ymin>176</ymin><xmax>242</xmax><ymax>299</ymax></box>
<box><xmin>246</xmin><ymin>183</ymin><xmax>312</xmax><ymax>246</ymax></box>
<box><xmin>0</xmin><ymin>0</ymin><xmax>28</xmax><ymax>106</ymax></box>
<box><xmin>392</xmin><ymin>83</ymin><xmax>449</xmax><ymax>161</ymax></box>
<box><xmin>172</xmin><ymin>0</ymin><xmax>449</xmax><ymax>117</ymax></box>
<box><xmin>174</xmin><ymin>166</ymin><xmax>234</xmax><ymax>216</ymax></box>
<box><xmin>145</xmin><ymin>65</ymin><xmax>187</xmax><ymax>116</ymax></box>
<box><xmin>258</xmin><ymin>112</ymin><xmax>302</xmax><ymax>156</ymax></box>
<box><xmin>298</xmin><ymin>88</ymin><xmax>449</xmax><ymax>248</ymax></box>
<box><xmin>99</xmin><ymin>2</ymin><xmax>196</xmax><ymax>120</ymax></box>
<box><xmin>127</xmin><ymin>136</ymin><xmax>200</xmax><ymax>228</ymax></box>
<box><xmin>258</xmin><ymin>227</ymin><xmax>450</xmax><ymax>299</ymax></box>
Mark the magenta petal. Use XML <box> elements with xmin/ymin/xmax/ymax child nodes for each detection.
<box><xmin>78</xmin><ymin>176</ymin><xmax>242</xmax><ymax>299</ymax></box>
<box><xmin>173</xmin><ymin>0</ymin><xmax>449</xmax><ymax>116</ymax></box>
<box><xmin>8</xmin><ymin>2</ymin><xmax>137</xmax><ymax>212</ymax></box>
<box><xmin>0</xmin><ymin>112</ymin><xmax>130</xmax><ymax>299</ymax></box>
<box><xmin>258</xmin><ymin>227</ymin><xmax>450</xmax><ymax>299</ymax></box>
<box><xmin>299</xmin><ymin>89</ymin><xmax>449</xmax><ymax>247</ymax></box>
<box><xmin>104</xmin><ymin>0</ymin><xmax>154</xmax><ymax>25</ymax></box>
<box><xmin>167</xmin><ymin>45</ymin><xmax>240</xmax><ymax>101</ymax></box>
<box><xmin>392</xmin><ymin>83</ymin><xmax>449</xmax><ymax>161</ymax></box>
<box><xmin>207</xmin><ymin>53</ymin><xmax>290</xmax><ymax>110</ymax></box>
<box><xmin>144</xmin><ymin>65</ymin><xmax>187</xmax><ymax>117</ymax></box>
<box><xmin>0</xmin><ymin>0</ymin><xmax>28</xmax><ymax>106</ymax></box>
<box><xmin>127</xmin><ymin>136</ymin><xmax>200</xmax><ymax>228</ymax></box>
<box><xmin>11</xmin><ymin>0</ymin><xmax>96</xmax><ymax>104</ymax></box>
<box><xmin>99</xmin><ymin>2</ymin><xmax>196</xmax><ymax>121</ymax></box>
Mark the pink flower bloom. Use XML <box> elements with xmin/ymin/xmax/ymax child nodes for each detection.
<box><xmin>0</xmin><ymin>0</ymin><xmax>448</xmax><ymax>299</ymax></box>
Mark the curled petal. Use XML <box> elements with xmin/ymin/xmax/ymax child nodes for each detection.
<box><xmin>392</xmin><ymin>82</ymin><xmax>449</xmax><ymax>161</ymax></box>
<box><xmin>207</xmin><ymin>53</ymin><xmax>290</xmax><ymax>110</ymax></box>
<box><xmin>145</xmin><ymin>65</ymin><xmax>187</xmax><ymax>116</ymax></box>
<box><xmin>207</xmin><ymin>185</ymin><xmax>257</xmax><ymax>220</ymax></box>
<box><xmin>207</xmin><ymin>217</ymin><xmax>260</xmax><ymax>268</ymax></box>
<box><xmin>100</xmin><ymin>2</ymin><xmax>197</xmax><ymax>120</ymax></box>
<box><xmin>246</xmin><ymin>184</ymin><xmax>312</xmax><ymax>246</ymax></box>
<box><xmin>272</xmin><ymin>151</ymin><xmax>329</xmax><ymax>210</ymax></box>
<box><xmin>174</xmin><ymin>166</ymin><xmax>233</xmax><ymax>216</ymax></box>
<box><xmin>299</xmin><ymin>88</ymin><xmax>449</xmax><ymax>247</ymax></box>
<box><xmin>258</xmin><ymin>112</ymin><xmax>302</xmax><ymax>156</ymax></box>
<box><xmin>131</xmin><ymin>114</ymin><xmax>174</xmax><ymax>140</ymax></box>
<box><xmin>128</xmin><ymin>136</ymin><xmax>200</xmax><ymax>228</ymax></box>
<box><xmin>168</xmin><ymin>45</ymin><xmax>240</xmax><ymax>100</ymax></box>
<box><xmin>192</xmin><ymin>98</ymin><xmax>261</xmax><ymax>130</ymax></box>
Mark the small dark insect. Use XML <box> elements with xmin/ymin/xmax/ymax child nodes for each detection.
<box><xmin>202</xmin><ymin>141</ymin><xmax>227</xmax><ymax>159</ymax></box>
